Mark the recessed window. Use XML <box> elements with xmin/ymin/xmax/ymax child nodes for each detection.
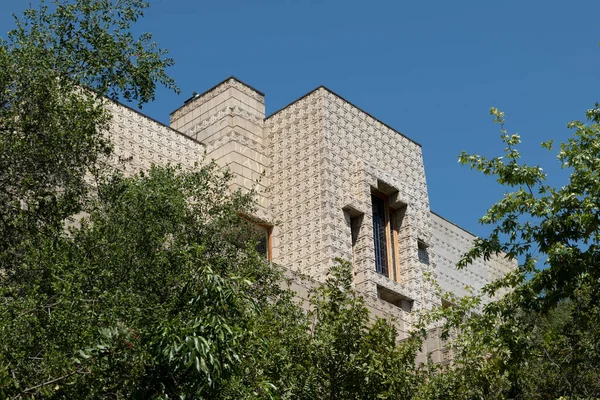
<box><xmin>371</xmin><ymin>192</ymin><xmax>400</xmax><ymax>280</ymax></box>
<box><xmin>418</xmin><ymin>239</ymin><xmax>429</xmax><ymax>265</ymax></box>
<box><xmin>371</xmin><ymin>194</ymin><xmax>389</xmax><ymax>276</ymax></box>
<box><xmin>239</xmin><ymin>214</ymin><xmax>272</xmax><ymax>261</ymax></box>
<box><xmin>253</xmin><ymin>224</ymin><xmax>272</xmax><ymax>261</ymax></box>
<box><xmin>377</xmin><ymin>285</ymin><xmax>413</xmax><ymax>312</ymax></box>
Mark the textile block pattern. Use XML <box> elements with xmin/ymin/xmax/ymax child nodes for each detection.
<box><xmin>105</xmin><ymin>77</ymin><xmax>515</xmax><ymax>340</ymax></box>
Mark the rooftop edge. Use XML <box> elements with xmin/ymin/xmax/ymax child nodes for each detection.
<box><xmin>170</xmin><ymin>76</ymin><xmax>265</xmax><ymax>117</ymax></box>
<box><xmin>265</xmin><ymin>85</ymin><xmax>421</xmax><ymax>148</ymax></box>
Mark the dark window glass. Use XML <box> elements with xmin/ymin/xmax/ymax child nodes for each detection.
<box><xmin>371</xmin><ymin>195</ymin><xmax>388</xmax><ymax>277</ymax></box>
<box><xmin>245</xmin><ymin>223</ymin><xmax>268</xmax><ymax>259</ymax></box>
<box><xmin>255</xmin><ymin>230</ymin><xmax>268</xmax><ymax>257</ymax></box>
<box><xmin>418</xmin><ymin>241</ymin><xmax>429</xmax><ymax>265</ymax></box>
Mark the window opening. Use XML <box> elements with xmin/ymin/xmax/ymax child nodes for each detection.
<box><xmin>377</xmin><ymin>285</ymin><xmax>413</xmax><ymax>312</ymax></box>
<box><xmin>254</xmin><ymin>226</ymin><xmax>269</xmax><ymax>257</ymax></box>
<box><xmin>371</xmin><ymin>194</ymin><xmax>389</xmax><ymax>277</ymax></box>
<box><xmin>256</xmin><ymin>225</ymin><xmax>273</xmax><ymax>261</ymax></box>
<box><xmin>372</xmin><ymin>192</ymin><xmax>402</xmax><ymax>280</ymax></box>
<box><xmin>239</xmin><ymin>214</ymin><xmax>273</xmax><ymax>261</ymax></box>
<box><xmin>418</xmin><ymin>239</ymin><xmax>429</xmax><ymax>265</ymax></box>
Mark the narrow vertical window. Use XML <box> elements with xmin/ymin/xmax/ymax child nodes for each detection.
<box><xmin>372</xmin><ymin>192</ymin><xmax>402</xmax><ymax>280</ymax></box>
<box><xmin>254</xmin><ymin>226</ymin><xmax>269</xmax><ymax>257</ymax></box>
<box><xmin>418</xmin><ymin>240</ymin><xmax>429</xmax><ymax>265</ymax></box>
<box><xmin>259</xmin><ymin>226</ymin><xmax>273</xmax><ymax>261</ymax></box>
<box><xmin>371</xmin><ymin>194</ymin><xmax>389</xmax><ymax>277</ymax></box>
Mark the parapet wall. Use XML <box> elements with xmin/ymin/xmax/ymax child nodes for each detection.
<box><xmin>105</xmin><ymin>101</ymin><xmax>204</xmax><ymax>174</ymax></box>
<box><xmin>430</xmin><ymin>212</ymin><xmax>514</xmax><ymax>299</ymax></box>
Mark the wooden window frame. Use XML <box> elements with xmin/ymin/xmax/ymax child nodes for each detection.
<box><xmin>371</xmin><ymin>191</ymin><xmax>401</xmax><ymax>282</ymax></box>
<box><xmin>259</xmin><ymin>224</ymin><xmax>273</xmax><ymax>262</ymax></box>
<box><xmin>238</xmin><ymin>213</ymin><xmax>273</xmax><ymax>261</ymax></box>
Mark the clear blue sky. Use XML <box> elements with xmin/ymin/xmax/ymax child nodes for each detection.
<box><xmin>2</xmin><ymin>1</ymin><xmax>600</xmax><ymax>237</ymax></box>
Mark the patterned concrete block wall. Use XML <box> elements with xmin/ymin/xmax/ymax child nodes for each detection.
<box><xmin>265</xmin><ymin>87</ymin><xmax>441</xmax><ymax>331</ymax></box>
<box><xmin>265</xmin><ymin>90</ymin><xmax>325</xmax><ymax>270</ymax></box>
<box><xmin>319</xmin><ymin>89</ymin><xmax>438</xmax><ymax>314</ymax></box>
<box><xmin>430</xmin><ymin>212</ymin><xmax>514</xmax><ymax>299</ymax></box>
<box><xmin>170</xmin><ymin>78</ymin><xmax>270</xmax><ymax>213</ymax></box>
<box><xmin>105</xmin><ymin>101</ymin><xmax>204</xmax><ymax>173</ymax></box>
<box><xmin>103</xmin><ymin>77</ymin><xmax>514</xmax><ymax>343</ymax></box>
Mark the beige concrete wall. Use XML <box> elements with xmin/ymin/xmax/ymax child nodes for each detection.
<box><xmin>430</xmin><ymin>212</ymin><xmax>514</xmax><ymax>299</ymax></box>
<box><xmin>104</xmin><ymin>77</ymin><xmax>514</xmax><ymax>345</ymax></box>
<box><xmin>105</xmin><ymin>100</ymin><xmax>204</xmax><ymax>173</ymax></box>
<box><xmin>265</xmin><ymin>87</ymin><xmax>438</xmax><ymax>331</ymax></box>
<box><xmin>170</xmin><ymin>78</ymin><xmax>270</xmax><ymax>215</ymax></box>
<box><xmin>265</xmin><ymin>89</ymin><xmax>326</xmax><ymax>277</ymax></box>
<box><xmin>320</xmin><ymin>89</ymin><xmax>436</xmax><ymax>312</ymax></box>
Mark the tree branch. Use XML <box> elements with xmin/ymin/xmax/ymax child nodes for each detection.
<box><xmin>15</xmin><ymin>365</ymin><xmax>89</xmax><ymax>398</ymax></box>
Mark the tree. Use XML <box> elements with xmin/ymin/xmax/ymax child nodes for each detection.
<box><xmin>223</xmin><ymin>260</ymin><xmax>424</xmax><ymax>400</ymax></box>
<box><xmin>0</xmin><ymin>0</ymin><xmax>177</xmax><ymax>276</ymax></box>
<box><xmin>414</xmin><ymin>106</ymin><xmax>600</xmax><ymax>399</ymax></box>
<box><xmin>458</xmin><ymin>107</ymin><xmax>600</xmax><ymax>311</ymax></box>
<box><xmin>0</xmin><ymin>163</ymin><xmax>290</xmax><ymax>398</ymax></box>
<box><xmin>284</xmin><ymin>260</ymin><xmax>422</xmax><ymax>400</ymax></box>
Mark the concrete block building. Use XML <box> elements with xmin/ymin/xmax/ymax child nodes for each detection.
<box><xmin>106</xmin><ymin>77</ymin><xmax>514</xmax><ymax>363</ymax></box>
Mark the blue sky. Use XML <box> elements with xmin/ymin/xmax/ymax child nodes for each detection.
<box><xmin>2</xmin><ymin>1</ymin><xmax>600</xmax><ymax>237</ymax></box>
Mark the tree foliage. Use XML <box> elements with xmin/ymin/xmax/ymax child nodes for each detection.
<box><xmin>422</xmin><ymin>106</ymin><xmax>600</xmax><ymax>399</ymax></box>
<box><xmin>0</xmin><ymin>164</ymin><xmax>284</xmax><ymax>398</ymax></box>
<box><xmin>0</xmin><ymin>0</ymin><xmax>177</xmax><ymax>279</ymax></box>
<box><xmin>0</xmin><ymin>160</ymin><xmax>425</xmax><ymax>398</ymax></box>
<box><xmin>255</xmin><ymin>260</ymin><xmax>423</xmax><ymax>400</ymax></box>
<box><xmin>3</xmin><ymin>0</ymin><xmax>600</xmax><ymax>398</ymax></box>
<box><xmin>458</xmin><ymin>107</ymin><xmax>600</xmax><ymax>311</ymax></box>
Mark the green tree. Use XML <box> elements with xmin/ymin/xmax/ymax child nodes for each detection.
<box><xmin>415</xmin><ymin>106</ymin><xmax>600</xmax><ymax>399</ymax></box>
<box><xmin>0</xmin><ymin>0</ymin><xmax>177</xmax><ymax>274</ymax></box>
<box><xmin>0</xmin><ymin>164</ymin><xmax>288</xmax><ymax>398</ymax></box>
<box><xmin>299</xmin><ymin>260</ymin><xmax>421</xmax><ymax>400</ymax></box>
<box><xmin>458</xmin><ymin>107</ymin><xmax>600</xmax><ymax>311</ymax></box>
<box><xmin>236</xmin><ymin>260</ymin><xmax>423</xmax><ymax>400</ymax></box>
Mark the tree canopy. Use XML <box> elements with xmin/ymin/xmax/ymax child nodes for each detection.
<box><xmin>2</xmin><ymin>0</ymin><xmax>600</xmax><ymax>398</ymax></box>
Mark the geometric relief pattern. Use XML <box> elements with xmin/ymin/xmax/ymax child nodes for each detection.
<box><xmin>106</xmin><ymin>101</ymin><xmax>204</xmax><ymax>174</ymax></box>
<box><xmin>266</xmin><ymin>86</ymin><xmax>440</xmax><ymax>315</ymax></box>
<box><xmin>104</xmin><ymin>76</ymin><xmax>516</xmax><ymax>339</ymax></box>
<box><xmin>430</xmin><ymin>212</ymin><xmax>514</xmax><ymax>300</ymax></box>
<box><xmin>320</xmin><ymin>90</ymin><xmax>435</xmax><ymax>311</ymax></box>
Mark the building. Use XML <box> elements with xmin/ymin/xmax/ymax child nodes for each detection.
<box><xmin>106</xmin><ymin>77</ymin><xmax>514</xmax><ymax>363</ymax></box>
